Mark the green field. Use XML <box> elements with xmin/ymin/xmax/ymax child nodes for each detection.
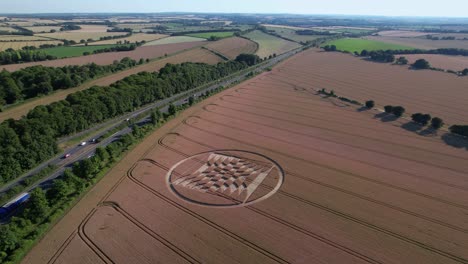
<box><xmin>323</xmin><ymin>38</ymin><xmax>415</xmax><ymax>53</ymax></box>
<box><xmin>186</xmin><ymin>31</ymin><xmax>235</xmax><ymax>39</ymax></box>
<box><xmin>42</xmin><ymin>45</ymin><xmax>120</xmax><ymax>58</ymax></box>
<box><xmin>244</xmin><ymin>30</ymin><xmax>301</xmax><ymax>58</ymax></box>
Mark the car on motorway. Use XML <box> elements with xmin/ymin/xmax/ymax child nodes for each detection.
<box><xmin>64</xmin><ymin>153</ymin><xmax>71</xmax><ymax>158</ymax></box>
<box><xmin>80</xmin><ymin>141</ymin><xmax>87</xmax><ymax>146</ymax></box>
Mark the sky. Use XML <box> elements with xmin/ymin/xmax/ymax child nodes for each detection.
<box><xmin>0</xmin><ymin>0</ymin><xmax>467</xmax><ymax>17</ymax></box>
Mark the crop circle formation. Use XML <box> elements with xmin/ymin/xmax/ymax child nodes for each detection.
<box><xmin>166</xmin><ymin>150</ymin><xmax>284</xmax><ymax>208</ymax></box>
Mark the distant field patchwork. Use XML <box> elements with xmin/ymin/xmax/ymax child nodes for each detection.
<box><xmin>144</xmin><ymin>36</ymin><xmax>205</xmax><ymax>46</ymax></box>
<box><xmin>186</xmin><ymin>31</ymin><xmax>235</xmax><ymax>39</ymax></box>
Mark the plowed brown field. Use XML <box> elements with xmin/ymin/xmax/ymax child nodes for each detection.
<box><xmin>22</xmin><ymin>48</ymin><xmax>468</xmax><ymax>264</ymax></box>
<box><xmin>1</xmin><ymin>41</ymin><xmax>205</xmax><ymax>71</ymax></box>
<box><xmin>0</xmin><ymin>47</ymin><xmax>222</xmax><ymax>122</ymax></box>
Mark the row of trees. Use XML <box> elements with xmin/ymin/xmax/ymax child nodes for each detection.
<box><xmin>0</xmin><ymin>49</ymin><xmax>56</xmax><ymax>65</ymax></box>
<box><xmin>411</xmin><ymin>113</ymin><xmax>444</xmax><ymax>129</ymax></box>
<box><xmin>84</xmin><ymin>44</ymin><xmax>137</xmax><ymax>56</ymax></box>
<box><xmin>0</xmin><ymin>57</ymin><xmax>138</xmax><ymax>107</ymax></box>
<box><xmin>0</xmin><ymin>57</ymin><xmax>255</xmax><ymax>184</ymax></box>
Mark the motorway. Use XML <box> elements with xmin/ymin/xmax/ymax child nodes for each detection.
<box><xmin>0</xmin><ymin>46</ymin><xmax>303</xmax><ymax>214</ymax></box>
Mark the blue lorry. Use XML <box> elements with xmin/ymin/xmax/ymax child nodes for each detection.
<box><xmin>0</xmin><ymin>192</ymin><xmax>30</xmax><ymax>218</ymax></box>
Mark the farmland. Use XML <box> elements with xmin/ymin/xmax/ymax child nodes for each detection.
<box><xmin>144</xmin><ymin>36</ymin><xmax>205</xmax><ymax>46</ymax></box>
<box><xmin>0</xmin><ymin>46</ymin><xmax>222</xmax><ymax>122</ymax></box>
<box><xmin>79</xmin><ymin>33</ymin><xmax>167</xmax><ymax>45</ymax></box>
<box><xmin>203</xmin><ymin>36</ymin><xmax>258</xmax><ymax>59</ymax></box>
<box><xmin>23</xmin><ymin>26</ymin><xmax>62</xmax><ymax>33</ymax></box>
<box><xmin>1</xmin><ymin>41</ymin><xmax>205</xmax><ymax>71</ymax></box>
<box><xmin>22</xmin><ymin>48</ymin><xmax>468</xmax><ymax>264</ymax></box>
<box><xmin>276</xmin><ymin>49</ymin><xmax>468</xmax><ymax>125</ymax></box>
<box><xmin>399</xmin><ymin>54</ymin><xmax>468</xmax><ymax>72</ymax></box>
<box><xmin>36</xmin><ymin>31</ymin><xmax>125</xmax><ymax>42</ymax></box>
<box><xmin>186</xmin><ymin>31</ymin><xmax>235</xmax><ymax>39</ymax></box>
<box><xmin>244</xmin><ymin>30</ymin><xmax>301</xmax><ymax>58</ymax></box>
<box><xmin>265</xmin><ymin>26</ymin><xmax>323</xmax><ymax>43</ymax></box>
<box><xmin>0</xmin><ymin>40</ymin><xmax>62</xmax><ymax>51</ymax></box>
<box><xmin>41</xmin><ymin>44</ymin><xmax>123</xmax><ymax>58</ymax></box>
<box><xmin>366</xmin><ymin>36</ymin><xmax>468</xmax><ymax>50</ymax></box>
<box><xmin>323</xmin><ymin>38</ymin><xmax>415</xmax><ymax>53</ymax></box>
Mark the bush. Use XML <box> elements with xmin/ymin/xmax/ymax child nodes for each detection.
<box><xmin>384</xmin><ymin>105</ymin><xmax>393</xmax><ymax>113</ymax></box>
<box><xmin>392</xmin><ymin>106</ymin><xmax>405</xmax><ymax>117</ymax></box>
<box><xmin>365</xmin><ymin>100</ymin><xmax>375</xmax><ymax>109</ymax></box>
<box><xmin>431</xmin><ymin>117</ymin><xmax>444</xmax><ymax>129</ymax></box>
<box><xmin>462</xmin><ymin>68</ymin><xmax>468</xmax><ymax>76</ymax></box>
<box><xmin>412</xmin><ymin>59</ymin><xmax>430</xmax><ymax>69</ymax></box>
<box><xmin>449</xmin><ymin>125</ymin><xmax>468</xmax><ymax>137</ymax></box>
<box><xmin>411</xmin><ymin>113</ymin><xmax>432</xmax><ymax>126</ymax></box>
<box><xmin>396</xmin><ymin>56</ymin><xmax>408</xmax><ymax>65</ymax></box>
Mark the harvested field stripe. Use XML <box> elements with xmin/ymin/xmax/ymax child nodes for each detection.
<box><xmin>136</xmin><ymin>157</ymin><xmax>381</xmax><ymax>264</ymax></box>
<box><xmin>126</xmin><ymin>161</ymin><xmax>291</xmax><ymax>264</ymax></box>
<box><xmin>178</xmin><ymin>119</ymin><xmax>468</xmax><ymax>211</ymax></box>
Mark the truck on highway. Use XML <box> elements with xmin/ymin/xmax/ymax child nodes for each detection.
<box><xmin>0</xmin><ymin>192</ymin><xmax>30</xmax><ymax>218</ymax></box>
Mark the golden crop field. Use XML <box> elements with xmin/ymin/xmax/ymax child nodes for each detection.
<box><xmin>24</xmin><ymin>26</ymin><xmax>62</xmax><ymax>33</ymax></box>
<box><xmin>0</xmin><ymin>26</ymin><xmax>19</xmax><ymax>32</ymax></box>
<box><xmin>75</xmin><ymin>25</ymin><xmax>112</xmax><ymax>33</ymax></box>
<box><xmin>116</xmin><ymin>23</ymin><xmax>161</xmax><ymax>31</ymax></box>
<box><xmin>0</xmin><ymin>35</ymin><xmax>47</xmax><ymax>41</ymax></box>
<box><xmin>36</xmin><ymin>31</ymin><xmax>125</xmax><ymax>42</ymax></box>
<box><xmin>0</xmin><ymin>40</ymin><xmax>63</xmax><ymax>51</ymax></box>
<box><xmin>81</xmin><ymin>33</ymin><xmax>167</xmax><ymax>45</ymax></box>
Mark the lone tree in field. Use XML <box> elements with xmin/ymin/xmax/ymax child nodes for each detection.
<box><xmin>365</xmin><ymin>100</ymin><xmax>375</xmax><ymax>109</ymax></box>
<box><xmin>396</xmin><ymin>56</ymin><xmax>408</xmax><ymax>65</ymax></box>
<box><xmin>431</xmin><ymin>117</ymin><xmax>444</xmax><ymax>129</ymax></box>
<box><xmin>411</xmin><ymin>113</ymin><xmax>432</xmax><ymax>126</ymax></box>
<box><xmin>412</xmin><ymin>59</ymin><xmax>431</xmax><ymax>69</ymax></box>
<box><xmin>392</xmin><ymin>106</ymin><xmax>406</xmax><ymax>117</ymax></box>
<box><xmin>462</xmin><ymin>68</ymin><xmax>468</xmax><ymax>76</ymax></box>
<box><xmin>384</xmin><ymin>105</ymin><xmax>394</xmax><ymax>113</ymax></box>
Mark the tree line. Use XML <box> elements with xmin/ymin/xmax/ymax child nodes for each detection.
<box><xmin>0</xmin><ymin>57</ymin><xmax>138</xmax><ymax>108</ymax></box>
<box><xmin>0</xmin><ymin>49</ymin><xmax>57</xmax><ymax>65</ymax></box>
<box><xmin>0</xmin><ymin>85</ymin><xmax>227</xmax><ymax>263</ymax></box>
<box><xmin>0</xmin><ymin>56</ymin><xmax>256</xmax><ymax>184</ymax></box>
